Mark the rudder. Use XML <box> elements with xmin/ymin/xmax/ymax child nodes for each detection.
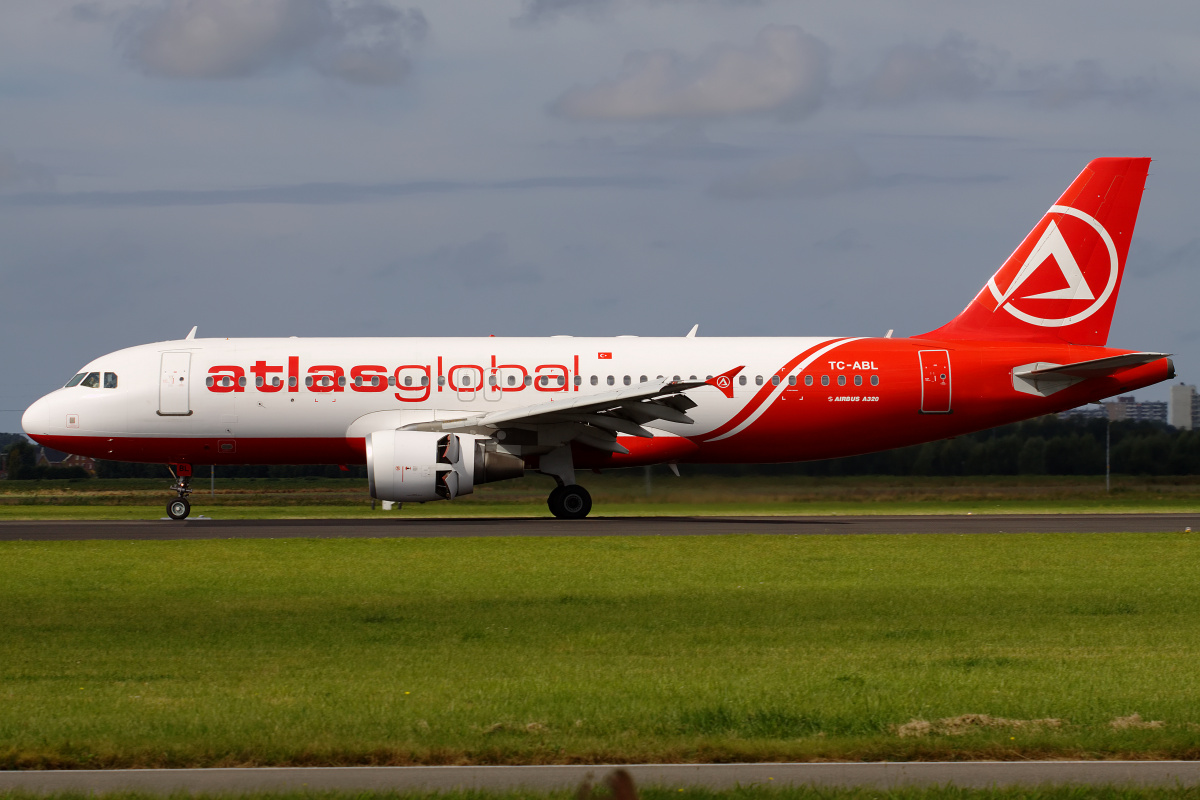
<box><xmin>918</xmin><ymin>157</ymin><xmax>1151</xmax><ymax>346</ymax></box>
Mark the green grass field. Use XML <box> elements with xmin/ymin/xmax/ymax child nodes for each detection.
<box><xmin>2</xmin><ymin>532</ymin><xmax>1199</xmax><ymax>768</ymax></box>
<box><xmin>1</xmin><ymin>474</ymin><xmax>1199</xmax><ymax>518</ymax></box>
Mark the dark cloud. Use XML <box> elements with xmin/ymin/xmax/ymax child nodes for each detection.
<box><xmin>0</xmin><ymin>175</ymin><xmax>668</xmax><ymax>208</ymax></box>
<box><xmin>0</xmin><ymin>152</ymin><xmax>54</xmax><ymax>192</ymax></box>
<box><xmin>379</xmin><ymin>233</ymin><xmax>543</xmax><ymax>289</ymax></box>
<box><xmin>709</xmin><ymin>146</ymin><xmax>1006</xmax><ymax>199</ymax></box>
<box><xmin>863</xmin><ymin>34</ymin><xmax>999</xmax><ymax>104</ymax></box>
<box><xmin>115</xmin><ymin>0</ymin><xmax>427</xmax><ymax>85</ymax></box>
<box><xmin>551</xmin><ymin>25</ymin><xmax>828</xmax><ymax>121</ymax></box>
<box><xmin>1019</xmin><ymin>60</ymin><xmax>1158</xmax><ymax>109</ymax></box>
<box><xmin>708</xmin><ymin>146</ymin><xmax>869</xmax><ymax>198</ymax></box>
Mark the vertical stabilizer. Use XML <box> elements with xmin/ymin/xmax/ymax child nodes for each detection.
<box><xmin>918</xmin><ymin>157</ymin><xmax>1150</xmax><ymax>346</ymax></box>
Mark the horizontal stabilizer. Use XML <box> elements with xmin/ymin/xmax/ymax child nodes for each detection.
<box><xmin>1011</xmin><ymin>352</ymin><xmax>1170</xmax><ymax>397</ymax></box>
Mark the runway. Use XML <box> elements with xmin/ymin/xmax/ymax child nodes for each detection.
<box><xmin>0</xmin><ymin>513</ymin><xmax>1194</xmax><ymax>541</ymax></box>
<box><xmin>3</xmin><ymin>762</ymin><xmax>1200</xmax><ymax>793</ymax></box>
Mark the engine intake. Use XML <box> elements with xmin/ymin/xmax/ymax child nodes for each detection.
<box><xmin>366</xmin><ymin>430</ymin><xmax>524</xmax><ymax>503</ymax></box>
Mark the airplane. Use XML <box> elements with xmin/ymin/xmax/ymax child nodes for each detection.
<box><xmin>21</xmin><ymin>157</ymin><xmax>1174</xmax><ymax>520</ymax></box>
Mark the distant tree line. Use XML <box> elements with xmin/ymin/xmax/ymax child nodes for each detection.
<box><xmin>693</xmin><ymin>416</ymin><xmax>1200</xmax><ymax>477</ymax></box>
<box><xmin>4</xmin><ymin>417</ymin><xmax>1200</xmax><ymax>479</ymax></box>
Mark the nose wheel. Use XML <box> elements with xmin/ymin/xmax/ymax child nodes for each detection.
<box><xmin>548</xmin><ymin>484</ymin><xmax>592</xmax><ymax>519</ymax></box>
<box><xmin>167</xmin><ymin>497</ymin><xmax>191</xmax><ymax>520</ymax></box>
<box><xmin>166</xmin><ymin>464</ymin><xmax>193</xmax><ymax>520</ymax></box>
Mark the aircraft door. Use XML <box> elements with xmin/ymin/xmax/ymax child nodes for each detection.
<box><xmin>484</xmin><ymin>368</ymin><xmax>503</xmax><ymax>402</ymax></box>
<box><xmin>159</xmin><ymin>351</ymin><xmax>192</xmax><ymax>416</ymax></box>
<box><xmin>918</xmin><ymin>350</ymin><xmax>951</xmax><ymax>414</ymax></box>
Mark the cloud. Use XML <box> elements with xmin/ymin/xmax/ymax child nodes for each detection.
<box><xmin>709</xmin><ymin>146</ymin><xmax>868</xmax><ymax>199</ymax></box>
<box><xmin>513</xmin><ymin>0</ymin><xmax>765</xmax><ymax>27</ymax></box>
<box><xmin>709</xmin><ymin>146</ymin><xmax>1006</xmax><ymax>199</ymax></box>
<box><xmin>0</xmin><ymin>152</ymin><xmax>54</xmax><ymax>192</ymax></box>
<box><xmin>380</xmin><ymin>233</ymin><xmax>543</xmax><ymax>289</ymax></box>
<box><xmin>863</xmin><ymin>34</ymin><xmax>998</xmax><ymax>104</ymax></box>
<box><xmin>0</xmin><ymin>175</ymin><xmax>667</xmax><ymax>208</ymax></box>
<box><xmin>1019</xmin><ymin>60</ymin><xmax>1157</xmax><ymax>109</ymax></box>
<box><xmin>116</xmin><ymin>0</ymin><xmax>427</xmax><ymax>85</ymax></box>
<box><xmin>551</xmin><ymin>25</ymin><xmax>828</xmax><ymax>121</ymax></box>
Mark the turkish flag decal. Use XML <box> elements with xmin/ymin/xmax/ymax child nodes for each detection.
<box><xmin>598</xmin><ymin>352</ymin><xmax>612</xmax><ymax>359</ymax></box>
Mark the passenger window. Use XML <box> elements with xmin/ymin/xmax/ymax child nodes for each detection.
<box><xmin>574</xmin><ymin>375</ymin><xmax>582</xmax><ymax>386</ymax></box>
<box><xmin>205</xmin><ymin>377</ymin><xmax>214</xmax><ymax>387</ymax></box>
<box><xmin>104</xmin><ymin>372</ymin><xmax>118</xmax><ymax>389</ymax></box>
<box><xmin>338</xmin><ymin>376</ymin><xmax>347</xmax><ymax>387</ymax></box>
<box><xmin>354</xmin><ymin>376</ymin><xmax>363</xmax><ymax>387</ymax></box>
<box><xmin>673</xmin><ymin>375</ymin><xmax>681</xmax><ymax>381</ymax></box>
<box><xmin>238</xmin><ymin>376</ymin><xmax>246</xmax><ymax>388</ymax></box>
<box><xmin>81</xmin><ymin>372</ymin><xmax>100</xmax><ymax>388</ymax></box>
<box><xmin>771</xmin><ymin>375</ymin><xmax>780</xmax><ymax>386</ymax></box>
<box><xmin>623</xmin><ymin>375</ymin><xmax>631</xmax><ymax>385</ymax></box>
<box><xmin>66</xmin><ymin>373</ymin><xmax>86</xmax><ymax>387</ymax></box>
<box><xmin>507</xmin><ymin>375</ymin><xmax>516</xmax><ymax>386</ymax></box>
<box><xmin>821</xmin><ymin>375</ymin><xmax>830</xmax><ymax>387</ymax></box>
<box><xmin>838</xmin><ymin>375</ymin><xmax>847</xmax><ymax>386</ymax></box>
<box><xmin>755</xmin><ymin>375</ymin><xmax>763</xmax><ymax>386</ymax></box>
<box><xmin>871</xmin><ymin>375</ymin><xmax>879</xmax><ymax>386</ymax></box>
<box><xmin>607</xmin><ymin>376</ymin><xmax>615</xmax><ymax>386</ymax></box>
<box><xmin>524</xmin><ymin>375</ymin><xmax>533</xmax><ymax>386</ymax></box>
<box><xmin>739</xmin><ymin>375</ymin><xmax>746</xmax><ymax>386</ymax></box>
<box><xmin>404</xmin><ymin>376</ymin><xmax>413</xmax><ymax>387</ymax></box>
<box><xmin>256</xmin><ymin>376</ymin><xmax>265</xmax><ymax>388</ymax></box>
<box><xmin>640</xmin><ymin>375</ymin><xmax>647</xmax><ymax>383</ymax></box>
<box><xmin>854</xmin><ymin>375</ymin><xmax>863</xmax><ymax>386</ymax></box>
<box><xmin>388</xmin><ymin>376</ymin><xmax>396</xmax><ymax>387</ymax></box>
<box><xmin>289</xmin><ymin>376</ymin><xmax>298</xmax><ymax>387</ymax></box>
<box><xmin>689</xmin><ymin>375</ymin><xmax>697</xmax><ymax>380</ymax></box>
<box><xmin>462</xmin><ymin>375</ymin><xmax>472</xmax><ymax>387</ymax></box>
<box><xmin>305</xmin><ymin>376</ymin><xmax>314</xmax><ymax>387</ymax></box>
<box><xmin>788</xmin><ymin>375</ymin><xmax>796</xmax><ymax>386</ymax></box>
<box><xmin>805</xmin><ymin>375</ymin><xmax>813</xmax><ymax>387</ymax></box>
<box><xmin>438</xmin><ymin>376</ymin><xmax>446</xmax><ymax>386</ymax></box>
<box><xmin>421</xmin><ymin>376</ymin><xmax>429</xmax><ymax>386</ymax></box>
<box><xmin>591</xmin><ymin>375</ymin><xmax>598</xmax><ymax>386</ymax></box>
<box><xmin>488</xmin><ymin>376</ymin><xmax>497</xmax><ymax>387</ymax></box>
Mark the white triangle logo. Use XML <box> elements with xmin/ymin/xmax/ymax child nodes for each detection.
<box><xmin>998</xmin><ymin>219</ymin><xmax>1095</xmax><ymax>305</ymax></box>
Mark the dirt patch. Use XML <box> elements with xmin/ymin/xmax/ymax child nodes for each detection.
<box><xmin>1110</xmin><ymin>714</ymin><xmax>1164</xmax><ymax>730</ymax></box>
<box><xmin>896</xmin><ymin>714</ymin><xmax>1063</xmax><ymax>738</ymax></box>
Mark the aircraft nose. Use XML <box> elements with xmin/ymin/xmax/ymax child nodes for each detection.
<box><xmin>21</xmin><ymin>395</ymin><xmax>50</xmax><ymax>438</ymax></box>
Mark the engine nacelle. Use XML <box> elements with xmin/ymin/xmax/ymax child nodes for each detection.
<box><xmin>365</xmin><ymin>430</ymin><xmax>525</xmax><ymax>503</ymax></box>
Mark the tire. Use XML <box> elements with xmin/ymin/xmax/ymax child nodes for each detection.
<box><xmin>555</xmin><ymin>485</ymin><xmax>592</xmax><ymax>520</ymax></box>
<box><xmin>547</xmin><ymin>485</ymin><xmax>566</xmax><ymax>517</ymax></box>
<box><xmin>167</xmin><ymin>497</ymin><xmax>191</xmax><ymax>520</ymax></box>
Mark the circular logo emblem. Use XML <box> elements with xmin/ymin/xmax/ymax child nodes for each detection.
<box><xmin>716</xmin><ymin>376</ymin><xmax>730</xmax><ymax>389</ymax></box>
<box><xmin>986</xmin><ymin>205</ymin><xmax>1118</xmax><ymax>328</ymax></box>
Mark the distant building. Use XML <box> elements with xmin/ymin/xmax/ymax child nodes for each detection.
<box><xmin>1169</xmin><ymin>383</ymin><xmax>1198</xmax><ymax>430</ymax></box>
<box><xmin>1059</xmin><ymin>404</ymin><xmax>1108</xmax><ymax>421</ymax></box>
<box><xmin>1060</xmin><ymin>396</ymin><xmax>1168</xmax><ymax>424</ymax></box>
<box><xmin>36</xmin><ymin>447</ymin><xmax>97</xmax><ymax>474</ymax></box>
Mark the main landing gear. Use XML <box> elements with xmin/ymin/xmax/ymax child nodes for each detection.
<box><xmin>548</xmin><ymin>484</ymin><xmax>592</xmax><ymax>520</ymax></box>
<box><xmin>166</xmin><ymin>464</ymin><xmax>193</xmax><ymax>520</ymax></box>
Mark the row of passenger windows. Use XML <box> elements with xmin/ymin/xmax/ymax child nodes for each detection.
<box><xmin>66</xmin><ymin>372</ymin><xmax>118</xmax><ymax>389</ymax></box>
<box><xmin>204</xmin><ymin>373</ymin><xmax>882</xmax><ymax>389</ymax></box>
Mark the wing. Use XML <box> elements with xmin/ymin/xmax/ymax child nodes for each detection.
<box><xmin>441</xmin><ymin>377</ymin><xmax>707</xmax><ymax>454</ymax></box>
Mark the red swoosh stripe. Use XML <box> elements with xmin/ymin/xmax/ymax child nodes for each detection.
<box><xmin>701</xmin><ymin>338</ymin><xmax>847</xmax><ymax>441</ymax></box>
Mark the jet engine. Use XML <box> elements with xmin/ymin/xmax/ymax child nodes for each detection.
<box><xmin>365</xmin><ymin>430</ymin><xmax>525</xmax><ymax>503</ymax></box>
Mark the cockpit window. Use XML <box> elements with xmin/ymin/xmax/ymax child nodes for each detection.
<box><xmin>66</xmin><ymin>373</ymin><xmax>86</xmax><ymax>387</ymax></box>
<box><xmin>104</xmin><ymin>372</ymin><xmax>118</xmax><ymax>389</ymax></box>
<box><xmin>80</xmin><ymin>372</ymin><xmax>101</xmax><ymax>388</ymax></box>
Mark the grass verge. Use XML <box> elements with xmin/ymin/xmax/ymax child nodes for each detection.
<box><xmin>2</xmin><ymin>533</ymin><xmax>1200</xmax><ymax>767</ymax></box>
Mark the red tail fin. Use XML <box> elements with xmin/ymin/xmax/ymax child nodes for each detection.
<box><xmin>918</xmin><ymin>157</ymin><xmax>1150</xmax><ymax>346</ymax></box>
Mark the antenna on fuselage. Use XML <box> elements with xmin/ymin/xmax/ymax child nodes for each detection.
<box><xmin>685</xmin><ymin>324</ymin><xmax>698</xmax><ymax>338</ymax></box>
<box><xmin>185</xmin><ymin>326</ymin><xmax>197</xmax><ymax>340</ymax></box>
<box><xmin>885</xmin><ymin>329</ymin><xmax>893</xmax><ymax>338</ymax></box>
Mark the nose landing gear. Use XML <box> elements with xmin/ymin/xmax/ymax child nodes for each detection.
<box><xmin>166</xmin><ymin>464</ymin><xmax>193</xmax><ymax>520</ymax></box>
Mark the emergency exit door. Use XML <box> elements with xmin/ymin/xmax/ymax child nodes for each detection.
<box><xmin>918</xmin><ymin>350</ymin><xmax>951</xmax><ymax>414</ymax></box>
<box><xmin>159</xmin><ymin>352</ymin><xmax>192</xmax><ymax>416</ymax></box>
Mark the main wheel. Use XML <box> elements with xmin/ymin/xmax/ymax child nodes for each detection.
<box><xmin>547</xmin><ymin>485</ymin><xmax>567</xmax><ymax>517</ymax></box>
<box><xmin>552</xmin><ymin>485</ymin><xmax>592</xmax><ymax>520</ymax></box>
<box><xmin>167</xmin><ymin>497</ymin><xmax>191</xmax><ymax>520</ymax></box>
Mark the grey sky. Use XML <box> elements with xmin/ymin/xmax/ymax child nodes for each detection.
<box><xmin>1</xmin><ymin>0</ymin><xmax>1197</xmax><ymax>430</ymax></box>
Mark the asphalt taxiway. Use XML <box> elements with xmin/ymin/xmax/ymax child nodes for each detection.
<box><xmin>0</xmin><ymin>513</ymin><xmax>1194</xmax><ymax>540</ymax></box>
<box><xmin>2</xmin><ymin>762</ymin><xmax>1200</xmax><ymax>794</ymax></box>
